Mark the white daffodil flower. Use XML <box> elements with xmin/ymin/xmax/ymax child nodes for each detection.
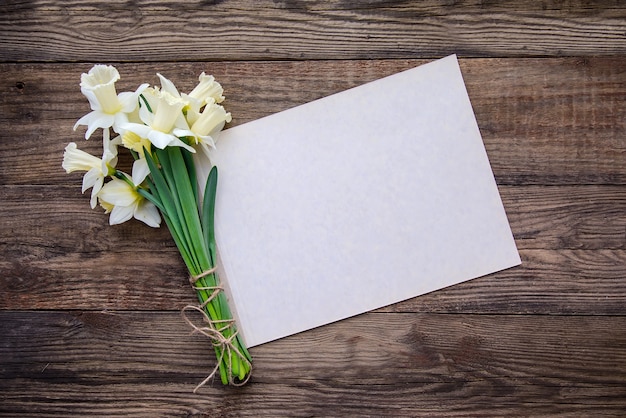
<box><xmin>155</xmin><ymin>72</ymin><xmax>225</xmax><ymax>126</ymax></box>
<box><xmin>62</xmin><ymin>135</ymin><xmax>119</xmax><ymax>208</ymax></box>
<box><xmin>188</xmin><ymin>72</ymin><xmax>225</xmax><ymax>105</ymax></box>
<box><xmin>155</xmin><ymin>73</ymin><xmax>203</xmax><ymax>125</ymax></box>
<box><xmin>122</xmin><ymin>89</ymin><xmax>195</xmax><ymax>153</ymax></box>
<box><xmin>174</xmin><ymin>100</ymin><xmax>232</xmax><ymax>158</ymax></box>
<box><xmin>190</xmin><ymin>101</ymin><xmax>231</xmax><ymax>138</ymax></box>
<box><xmin>184</xmin><ymin>74</ymin><xmax>226</xmax><ymax>128</ymax></box>
<box><xmin>98</xmin><ymin>177</ymin><xmax>161</xmax><ymax>227</ymax></box>
<box><xmin>74</xmin><ymin>65</ymin><xmax>148</xmax><ymax>139</ymax></box>
<box><xmin>121</xmin><ymin>130</ymin><xmax>152</xmax><ymax>185</ymax></box>
<box><xmin>156</xmin><ymin>73</ymin><xmax>193</xmax><ymax>105</ymax></box>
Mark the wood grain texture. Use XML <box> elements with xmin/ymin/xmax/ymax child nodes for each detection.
<box><xmin>1</xmin><ymin>1</ymin><xmax>625</xmax><ymax>62</ymax></box>
<box><xmin>1</xmin><ymin>57</ymin><xmax>625</xmax><ymax>186</ymax></box>
<box><xmin>2</xmin><ymin>311</ymin><xmax>626</xmax><ymax>416</ymax></box>
<box><xmin>1</xmin><ymin>1</ymin><xmax>625</xmax><ymax>415</ymax></box>
<box><xmin>1</xmin><ymin>185</ymin><xmax>624</xmax><ymax>313</ymax></box>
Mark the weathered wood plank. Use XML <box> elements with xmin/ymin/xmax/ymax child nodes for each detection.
<box><xmin>2</xmin><ymin>184</ymin><xmax>623</xmax><ymax>253</ymax></box>
<box><xmin>8</xmin><ymin>0</ymin><xmax>626</xmax><ymax>11</ymax></box>
<box><xmin>502</xmin><ymin>186</ymin><xmax>626</xmax><ymax>250</ymax></box>
<box><xmin>1</xmin><ymin>1</ymin><xmax>625</xmax><ymax>62</ymax></box>
<box><xmin>1</xmin><ymin>311</ymin><xmax>625</xmax><ymax>416</ymax></box>
<box><xmin>1</xmin><ymin>183</ymin><xmax>624</xmax><ymax>253</ymax></box>
<box><xmin>1</xmin><ymin>184</ymin><xmax>624</xmax><ymax>314</ymax></box>
<box><xmin>1</xmin><ymin>57</ymin><xmax>625</xmax><ymax>186</ymax></box>
<box><xmin>2</xmin><ymin>247</ymin><xmax>625</xmax><ymax>314</ymax></box>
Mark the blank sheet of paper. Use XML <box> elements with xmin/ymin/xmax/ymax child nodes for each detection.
<box><xmin>209</xmin><ymin>55</ymin><xmax>521</xmax><ymax>347</ymax></box>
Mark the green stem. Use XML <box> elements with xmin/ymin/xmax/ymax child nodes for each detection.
<box><xmin>144</xmin><ymin>145</ymin><xmax>251</xmax><ymax>385</ymax></box>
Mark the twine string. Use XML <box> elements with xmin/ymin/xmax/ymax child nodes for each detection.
<box><xmin>182</xmin><ymin>267</ymin><xmax>251</xmax><ymax>391</ymax></box>
<box><xmin>189</xmin><ymin>266</ymin><xmax>218</xmax><ymax>285</ymax></box>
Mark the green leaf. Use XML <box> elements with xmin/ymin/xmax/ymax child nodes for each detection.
<box><xmin>181</xmin><ymin>147</ymin><xmax>198</xmax><ymax>208</ymax></box>
<box><xmin>200</xmin><ymin>166</ymin><xmax>226</xmax><ymax>321</ymax></box>
<box><xmin>138</xmin><ymin>94</ymin><xmax>152</xmax><ymax>113</ymax></box>
<box><xmin>165</xmin><ymin>146</ymin><xmax>211</xmax><ymax>273</ymax></box>
<box><xmin>144</xmin><ymin>148</ymin><xmax>195</xmax><ymax>271</ymax></box>
<box><xmin>155</xmin><ymin>147</ymin><xmax>202</xmax><ymax>273</ymax></box>
<box><xmin>202</xmin><ymin>166</ymin><xmax>218</xmax><ymax>260</ymax></box>
<box><xmin>136</xmin><ymin>188</ymin><xmax>166</xmax><ymax>214</ymax></box>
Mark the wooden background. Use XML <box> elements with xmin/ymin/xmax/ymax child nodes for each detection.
<box><xmin>1</xmin><ymin>1</ymin><xmax>625</xmax><ymax>416</ymax></box>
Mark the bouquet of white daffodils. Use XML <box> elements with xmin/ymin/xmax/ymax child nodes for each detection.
<box><xmin>62</xmin><ymin>65</ymin><xmax>252</xmax><ymax>388</ymax></box>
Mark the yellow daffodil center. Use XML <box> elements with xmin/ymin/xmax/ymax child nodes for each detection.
<box><xmin>93</xmin><ymin>83</ymin><xmax>122</xmax><ymax>114</ymax></box>
<box><xmin>122</xmin><ymin>131</ymin><xmax>151</xmax><ymax>155</ymax></box>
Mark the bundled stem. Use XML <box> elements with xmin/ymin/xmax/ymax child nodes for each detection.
<box><xmin>65</xmin><ymin>65</ymin><xmax>249</xmax><ymax>389</ymax></box>
<box><xmin>141</xmin><ymin>145</ymin><xmax>252</xmax><ymax>387</ymax></box>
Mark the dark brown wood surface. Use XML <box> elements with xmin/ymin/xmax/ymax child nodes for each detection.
<box><xmin>1</xmin><ymin>1</ymin><xmax>625</xmax><ymax>416</ymax></box>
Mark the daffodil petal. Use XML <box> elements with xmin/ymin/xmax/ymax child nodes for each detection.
<box><xmin>134</xmin><ymin>200</ymin><xmax>161</xmax><ymax>227</ymax></box>
<box><xmin>109</xmin><ymin>203</ymin><xmax>135</xmax><ymax>225</ymax></box>
<box><xmin>89</xmin><ymin>177</ymin><xmax>104</xmax><ymax>209</ymax></box>
<box><xmin>172</xmin><ymin>128</ymin><xmax>196</xmax><ymax>141</ymax></box>
<box><xmin>73</xmin><ymin>112</ymin><xmax>94</xmax><ymax>131</ymax></box>
<box><xmin>147</xmin><ymin>130</ymin><xmax>178</xmax><ymax>149</ymax></box>
<box><xmin>74</xmin><ymin>111</ymin><xmax>115</xmax><ymax>139</ymax></box>
<box><xmin>81</xmin><ymin>88</ymin><xmax>103</xmax><ymax>112</ymax></box>
<box><xmin>111</xmin><ymin>111</ymin><xmax>130</xmax><ymax>133</ymax></box>
<box><xmin>99</xmin><ymin>178</ymin><xmax>138</xmax><ymax>206</ymax></box>
<box><xmin>118</xmin><ymin>83</ymin><xmax>149</xmax><ymax>112</ymax></box>
<box><xmin>197</xmin><ymin>141</ymin><xmax>214</xmax><ymax>160</ymax></box>
<box><xmin>138</xmin><ymin>104</ymin><xmax>154</xmax><ymax>126</ymax></box>
<box><xmin>131</xmin><ymin>158</ymin><xmax>150</xmax><ymax>185</ymax></box>
<box><xmin>157</xmin><ymin>74</ymin><xmax>180</xmax><ymax>98</ymax></box>
<box><xmin>121</xmin><ymin>123</ymin><xmax>152</xmax><ymax>139</ymax></box>
<box><xmin>82</xmin><ymin>167</ymin><xmax>101</xmax><ymax>193</ymax></box>
<box><xmin>167</xmin><ymin>136</ymin><xmax>196</xmax><ymax>153</ymax></box>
